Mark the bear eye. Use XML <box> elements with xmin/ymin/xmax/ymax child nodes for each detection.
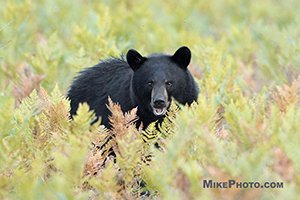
<box><xmin>147</xmin><ymin>81</ymin><xmax>154</xmax><ymax>87</ymax></box>
<box><xmin>166</xmin><ymin>81</ymin><xmax>172</xmax><ymax>87</ymax></box>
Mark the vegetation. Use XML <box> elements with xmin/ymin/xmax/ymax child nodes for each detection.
<box><xmin>1</xmin><ymin>0</ymin><xmax>300</xmax><ymax>199</ymax></box>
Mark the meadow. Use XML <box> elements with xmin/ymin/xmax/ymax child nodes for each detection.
<box><xmin>1</xmin><ymin>0</ymin><xmax>300</xmax><ymax>199</ymax></box>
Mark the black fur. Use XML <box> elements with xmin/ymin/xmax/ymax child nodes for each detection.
<box><xmin>67</xmin><ymin>46</ymin><xmax>199</xmax><ymax>129</ymax></box>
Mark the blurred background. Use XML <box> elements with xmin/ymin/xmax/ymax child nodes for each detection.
<box><xmin>1</xmin><ymin>0</ymin><xmax>300</xmax><ymax>98</ymax></box>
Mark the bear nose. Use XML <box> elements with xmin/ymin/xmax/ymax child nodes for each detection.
<box><xmin>153</xmin><ymin>99</ymin><xmax>166</xmax><ymax>108</ymax></box>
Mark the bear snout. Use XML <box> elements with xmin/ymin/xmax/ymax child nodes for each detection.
<box><xmin>153</xmin><ymin>99</ymin><xmax>166</xmax><ymax>108</ymax></box>
<box><xmin>151</xmin><ymin>97</ymin><xmax>169</xmax><ymax>116</ymax></box>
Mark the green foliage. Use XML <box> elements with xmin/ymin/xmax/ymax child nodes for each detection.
<box><xmin>1</xmin><ymin>0</ymin><xmax>300</xmax><ymax>199</ymax></box>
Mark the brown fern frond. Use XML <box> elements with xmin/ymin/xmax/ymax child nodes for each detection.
<box><xmin>40</xmin><ymin>85</ymin><xmax>53</xmax><ymax>113</ymax></box>
<box><xmin>273</xmin><ymin>147</ymin><xmax>294</xmax><ymax>182</ymax></box>
<box><xmin>12</xmin><ymin>62</ymin><xmax>46</xmax><ymax>107</ymax></box>
<box><xmin>85</xmin><ymin>97</ymin><xmax>139</xmax><ymax>176</ymax></box>
<box><xmin>107</xmin><ymin>97</ymin><xmax>138</xmax><ymax>139</ymax></box>
<box><xmin>270</xmin><ymin>76</ymin><xmax>300</xmax><ymax>112</ymax></box>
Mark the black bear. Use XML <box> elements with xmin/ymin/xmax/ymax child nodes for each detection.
<box><xmin>67</xmin><ymin>46</ymin><xmax>199</xmax><ymax>129</ymax></box>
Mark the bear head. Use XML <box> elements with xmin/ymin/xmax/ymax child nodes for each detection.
<box><xmin>126</xmin><ymin>46</ymin><xmax>192</xmax><ymax>117</ymax></box>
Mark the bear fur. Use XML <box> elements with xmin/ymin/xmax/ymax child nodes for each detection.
<box><xmin>67</xmin><ymin>46</ymin><xmax>199</xmax><ymax>129</ymax></box>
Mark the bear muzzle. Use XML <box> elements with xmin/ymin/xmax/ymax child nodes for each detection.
<box><xmin>153</xmin><ymin>99</ymin><xmax>167</xmax><ymax>116</ymax></box>
<box><xmin>150</xmin><ymin>85</ymin><xmax>170</xmax><ymax>116</ymax></box>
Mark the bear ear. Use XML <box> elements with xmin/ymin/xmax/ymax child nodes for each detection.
<box><xmin>171</xmin><ymin>46</ymin><xmax>191</xmax><ymax>69</ymax></box>
<box><xmin>126</xmin><ymin>49</ymin><xmax>147</xmax><ymax>71</ymax></box>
